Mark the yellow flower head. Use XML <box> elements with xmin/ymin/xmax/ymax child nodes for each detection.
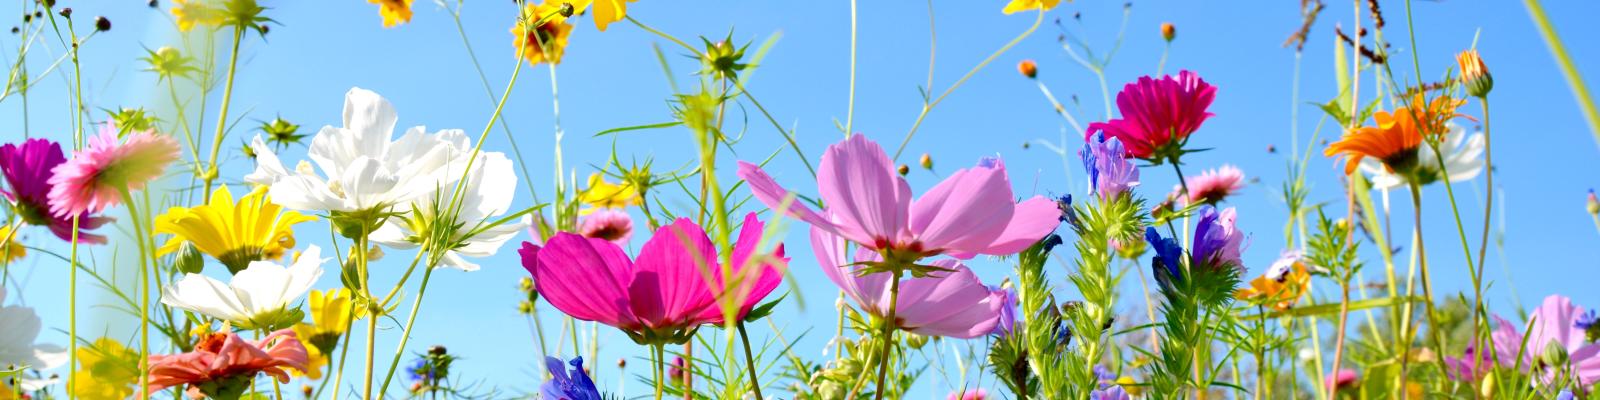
<box><xmin>290</xmin><ymin>288</ymin><xmax>363</xmax><ymax>380</ymax></box>
<box><xmin>154</xmin><ymin>185</ymin><xmax>317</xmax><ymax>274</ymax></box>
<box><xmin>290</xmin><ymin>323</ymin><xmax>330</xmax><ymax>380</ymax></box>
<box><xmin>0</xmin><ymin>226</ymin><xmax>25</xmax><ymax>264</ymax></box>
<box><xmin>172</xmin><ymin>0</ymin><xmax>226</xmax><ymax>32</ymax></box>
<box><xmin>567</xmin><ymin>0</ymin><xmax>638</xmax><ymax>32</ymax></box>
<box><xmin>69</xmin><ymin>338</ymin><xmax>140</xmax><ymax>400</ymax></box>
<box><xmin>1002</xmin><ymin>0</ymin><xmax>1061</xmax><ymax>15</ymax></box>
<box><xmin>512</xmin><ymin>0</ymin><xmax>577</xmax><ymax>66</ymax></box>
<box><xmin>1234</xmin><ymin>263</ymin><xmax>1311</xmax><ymax>311</ymax></box>
<box><xmin>368</xmin><ymin>0</ymin><xmax>414</xmax><ymax>28</ymax></box>
<box><xmin>579</xmin><ymin>172</ymin><xmax>639</xmax><ymax>211</ymax></box>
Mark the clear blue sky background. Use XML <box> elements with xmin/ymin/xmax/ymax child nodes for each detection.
<box><xmin>4</xmin><ymin>0</ymin><xmax>1599</xmax><ymax>398</ymax></box>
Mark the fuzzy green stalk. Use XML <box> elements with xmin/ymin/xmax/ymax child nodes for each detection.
<box><xmin>893</xmin><ymin>9</ymin><xmax>1043</xmax><ymax>161</ymax></box>
<box><xmin>1522</xmin><ymin>0</ymin><xmax>1600</xmax><ymax>151</ymax></box>
<box><xmin>1016</xmin><ymin>239</ymin><xmax>1064</xmax><ymax>396</ymax></box>
<box><xmin>871</xmin><ymin>272</ymin><xmax>903</xmax><ymax>400</ymax></box>
<box><xmin>201</xmin><ymin>26</ymin><xmax>245</xmax><ymax>202</ymax></box>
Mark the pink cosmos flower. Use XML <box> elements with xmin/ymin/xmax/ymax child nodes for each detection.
<box><xmin>1086</xmin><ymin>70</ymin><xmax>1217</xmax><ymax>161</ymax></box>
<box><xmin>577</xmin><ymin>208</ymin><xmax>634</xmax><ymax>245</ymax></box>
<box><xmin>947</xmin><ymin>388</ymin><xmax>988</xmax><ymax>400</ymax></box>
<box><xmin>146</xmin><ymin>329</ymin><xmax>309</xmax><ymax>396</ymax></box>
<box><xmin>812</xmin><ymin>227</ymin><xmax>1004</xmax><ymax>339</ymax></box>
<box><xmin>738</xmin><ymin>134</ymin><xmax>1059</xmax><ymax>261</ymax></box>
<box><xmin>1325</xmin><ymin>369</ymin><xmax>1358</xmax><ymax>391</ymax></box>
<box><xmin>47</xmin><ymin>126</ymin><xmax>179</xmax><ymax>218</ymax></box>
<box><xmin>1174</xmin><ymin>165</ymin><xmax>1245</xmax><ymax>205</ymax></box>
<box><xmin>0</xmin><ymin>138</ymin><xmax>111</xmax><ymax>243</ymax></box>
<box><xmin>521</xmin><ymin>213</ymin><xmax>786</xmax><ymax>344</ymax></box>
<box><xmin>1485</xmin><ymin>295</ymin><xmax>1600</xmax><ymax>385</ymax></box>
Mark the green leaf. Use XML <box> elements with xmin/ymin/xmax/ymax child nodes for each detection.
<box><xmin>1240</xmin><ymin>296</ymin><xmax>1425</xmax><ymax>320</ymax></box>
<box><xmin>593</xmin><ymin>121</ymin><xmax>682</xmax><ymax>137</ymax></box>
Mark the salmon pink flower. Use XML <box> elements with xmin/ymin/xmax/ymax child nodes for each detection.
<box><xmin>1086</xmin><ymin>70</ymin><xmax>1217</xmax><ymax>163</ymax></box>
<box><xmin>47</xmin><ymin>126</ymin><xmax>179</xmax><ymax>218</ymax></box>
<box><xmin>146</xmin><ymin>329</ymin><xmax>309</xmax><ymax>398</ymax></box>
<box><xmin>1174</xmin><ymin>165</ymin><xmax>1244</xmax><ymax>206</ymax></box>
<box><xmin>0</xmin><ymin>138</ymin><xmax>110</xmax><ymax>244</ymax></box>
<box><xmin>521</xmin><ymin>214</ymin><xmax>785</xmax><ymax>344</ymax></box>
<box><xmin>812</xmin><ymin>227</ymin><xmax>1005</xmax><ymax>339</ymax></box>
<box><xmin>737</xmin><ymin>134</ymin><xmax>1059</xmax><ymax>264</ymax></box>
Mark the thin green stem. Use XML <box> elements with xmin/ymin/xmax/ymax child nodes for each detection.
<box><xmin>893</xmin><ymin>10</ymin><xmax>1044</xmax><ymax>161</ymax></box>
<box><xmin>1471</xmin><ymin>98</ymin><xmax>1495</xmax><ymax>376</ymax></box>
<box><xmin>731</xmin><ymin>79</ymin><xmax>817</xmax><ymax>177</ymax></box>
<box><xmin>872</xmin><ymin>272</ymin><xmax>902</xmax><ymax>400</ymax></box>
<box><xmin>1523</xmin><ymin>0</ymin><xmax>1600</xmax><ymax>151</ymax></box>
<box><xmin>119</xmin><ymin>189</ymin><xmax>154</xmax><ymax>400</ymax></box>
<box><xmin>449</xmin><ymin>3</ymin><xmax>543</xmax><ymax>206</ymax></box>
<box><xmin>1407</xmin><ymin>183</ymin><xmax>1449</xmax><ymax>384</ymax></box>
<box><xmin>653</xmin><ymin>344</ymin><xmax>666</xmax><ymax>400</ymax></box>
<box><xmin>377</xmin><ymin>262</ymin><xmax>438</xmax><ymax>395</ymax></box>
<box><xmin>844</xmin><ymin>0</ymin><xmax>858</xmax><ymax>135</ymax></box>
<box><xmin>201</xmin><ymin>26</ymin><xmax>245</xmax><ymax>202</ymax></box>
<box><xmin>736</xmin><ymin>322</ymin><xmax>765</xmax><ymax>400</ymax></box>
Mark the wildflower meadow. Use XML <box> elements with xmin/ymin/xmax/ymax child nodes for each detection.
<box><xmin>4</xmin><ymin>0</ymin><xmax>1600</xmax><ymax>399</ymax></box>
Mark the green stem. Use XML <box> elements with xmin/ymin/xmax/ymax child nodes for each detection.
<box><xmin>201</xmin><ymin>26</ymin><xmax>244</xmax><ymax>202</ymax></box>
<box><xmin>871</xmin><ymin>272</ymin><xmax>902</xmax><ymax>400</ymax></box>
<box><xmin>731</xmin><ymin>78</ymin><xmax>817</xmax><ymax>177</ymax></box>
<box><xmin>119</xmin><ymin>189</ymin><xmax>153</xmax><ymax>400</ymax></box>
<box><xmin>1407</xmin><ymin>183</ymin><xmax>1448</xmax><ymax>384</ymax></box>
<box><xmin>893</xmin><ymin>10</ymin><xmax>1044</xmax><ymax>161</ymax></box>
<box><xmin>653</xmin><ymin>344</ymin><xmax>666</xmax><ymax>400</ymax></box>
<box><xmin>1523</xmin><ymin>0</ymin><xmax>1600</xmax><ymax>151</ymax></box>
<box><xmin>736</xmin><ymin>322</ymin><xmax>765</xmax><ymax>400</ymax></box>
<box><xmin>844</xmin><ymin>0</ymin><xmax>858</xmax><ymax>135</ymax></box>
<box><xmin>449</xmin><ymin>3</ymin><xmax>542</xmax><ymax>206</ymax></box>
<box><xmin>377</xmin><ymin>262</ymin><xmax>438</xmax><ymax>395</ymax></box>
<box><xmin>1471</xmin><ymin>98</ymin><xmax>1495</xmax><ymax>377</ymax></box>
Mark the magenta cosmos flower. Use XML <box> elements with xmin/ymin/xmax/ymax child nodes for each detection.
<box><xmin>1483</xmin><ymin>295</ymin><xmax>1600</xmax><ymax>385</ymax></box>
<box><xmin>1086</xmin><ymin>70</ymin><xmax>1217</xmax><ymax>162</ymax></box>
<box><xmin>0</xmin><ymin>138</ymin><xmax>110</xmax><ymax>243</ymax></box>
<box><xmin>47</xmin><ymin>126</ymin><xmax>180</xmax><ymax>218</ymax></box>
<box><xmin>812</xmin><ymin>227</ymin><xmax>1005</xmax><ymax>338</ymax></box>
<box><xmin>1174</xmin><ymin>164</ymin><xmax>1245</xmax><ymax>206</ymax></box>
<box><xmin>521</xmin><ymin>213</ymin><xmax>786</xmax><ymax>344</ymax></box>
<box><xmin>738</xmin><ymin>134</ymin><xmax>1059</xmax><ymax>261</ymax></box>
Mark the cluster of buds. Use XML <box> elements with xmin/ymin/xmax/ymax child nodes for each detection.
<box><xmin>516</xmin><ymin>277</ymin><xmax>539</xmax><ymax>315</ymax></box>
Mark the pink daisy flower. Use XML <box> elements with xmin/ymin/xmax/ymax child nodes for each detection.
<box><xmin>146</xmin><ymin>329</ymin><xmax>309</xmax><ymax>398</ymax></box>
<box><xmin>1086</xmin><ymin>70</ymin><xmax>1217</xmax><ymax>162</ymax></box>
<box><xmin>1174</xmin><ymin>164</ymin><xmax>1244</xmax><ymax>206</ymax></box>
<box><xmin>47</xmin><ymin>126</ymin><xmax>180</xmax><ymax>217</ymax></box>
<box><xmin>577</xmin><ymin>208</ymin><xmax>634</xmax><ymax>245</ymax></box>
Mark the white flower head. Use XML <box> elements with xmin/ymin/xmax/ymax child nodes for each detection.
<box><xmin>370</xmin><ymin>151</ymin><xmax>530</xmax><ymax>271</ymax></box>
<box><xmin>0</xmin><ymin>288</ymin><xmax>68</xmax><ymax>373</ymax></box>
<box><xmin>247</xmin><ymin>87</ymin><xmax>471</xmax><ymax>214</ymax></box>
<box><xmin>1359</xmin><ymin>121</ymin><xmax>1485</xmax><ymax>190</ymax></box>
<box><xmin>161</xmin><ymin>245</ymin><xmax>326</xmax><ymax>327</ymax></box>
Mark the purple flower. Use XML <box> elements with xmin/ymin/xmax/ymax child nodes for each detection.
<box><xmin>1088</xmin><ymin>385</ymin><xmax>1130</xmax><ymax>400</ymax></box>
<box><xmin>1093</xmin><ymin>365</ymin><xmax>1116</xmax><ymax>388</ymax></box>
<box><xmin>0</xmin><ymin>138</ymin><xmax>110</xmax><ymax>244</ymax></box>
<box><xmin>1487</xmin><ymin>295</ymin><xmax>1600</xmax><ymax>385</ymax></box>
<box><xmin>1577</xmin><ymin>310</ymin><xmax>1598</xmax><ymax>331</ymax></box>
<box><xmin>1080</xmin><ymin>133</ymin><xmax>1140</xmax><ymax>199</ymax></box>
<box><xmin>1191</xmin><ymin>206</ymin><xmax>1245</xmax><ymax>272</ymax></box>
<box><xmin>541</xmin><ymin>356</ymin><xmax>602</xmax><ymax>400</ymax></box>
<box><xmin>989</xmin><ymin>286</ymin><xmax>1017</xmax><ymax>337</ymax></box>
<box><xmin>1145</xmin><ymin>227</ymin><xmax>1184</xmax><ymax>294</ymax></box>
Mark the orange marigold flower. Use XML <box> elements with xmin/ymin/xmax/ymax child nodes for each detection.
<box><xmin>1326</xmin><ymin>107</ymin><xmax>1425</xmax><ymax>176</ymax></box>
<box><xmin>511</xmin><ymin>0</ymin><xmax>575</xmax><ymax>66</ymax></box>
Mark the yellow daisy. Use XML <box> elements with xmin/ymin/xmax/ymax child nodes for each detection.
<box><xmin>0</xmin><ymin>226</ymin><xmax>25</xmax><ymax>264</ymax></box>
<box><xmin>68</xmin><ymin>338</ymin><xmax>140</xmax><ymax>400</ymax></box>
<box><xmin>511</xmin><ymin>0</ymin><xmax>576</xmax><ymax>66</ymax></box>
<box><xmin>578</xmin><ymin>172</ymin><xmax>639</xmax><ymax>212</ymax></box>
<box><xmin>1001</xmin><ymin>0</ymin><xmax>1061</xmax><ymax>15</ymax></box>
<box><xmin>171</xmin><ymin>0</ymin><xmax>225</xmax><ymax>32</ymax></box>
<box><xmin>290</xmin><ymin>289</ymin><xmax>362</xmax><ymax>380</ymax></box>
<box><xmin>154</xmin><ymin>185</ymin><xmax>317</xmax><ymax>274</ymax></box>
<box><xmin>368</xmin><ymin>0</ymin><xmax>414</xmax><ymax>28</ymax></box>
<box><xmin>572</xmin><ymin>0</ymin><xmax>638</xmax><ymax>32</ymax></box>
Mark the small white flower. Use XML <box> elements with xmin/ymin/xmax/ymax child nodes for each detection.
<box><xmin>371</xmin><ymin>151</ymin><xmax>530</xmax><ymax>271</ymax></box>
<box><xmin>1359</xmin><ymin>121</ymin><xmax>1485</xmax><ymax>190</ymax></box>
<box><xmin>0</xmin><ymin>288</ymin><xmax>68</xmax><ymax>374</ymax></box>
<box><xmin>161</xmin><ymin>245</ymin><xmax>326</xmax><ymax>324</ymax></box>
<box><xmin>247</xmin><ymin>87</ymin><xmax>470</xmax><ymax>214</ymax></box>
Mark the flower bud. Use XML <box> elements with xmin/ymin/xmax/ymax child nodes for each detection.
<box><xmin>149</xmin><ymin>0</ymin><xmax>160</xmax><ymax>8</ymax></box>
<box><xmin>174</xmin><ymin>241</ymin><xmax>205</xmax><ymax>274</ymax></box>
<box><xmin>94</xmin><ymin>16</ymin><xmax>110</xmax><ymax>31</ymax></box>
<box><xmin>1456</xmin><ymin>50</ymin><xmax>1492</xmax><ymax>98</ymax></box>
<box><xmin>897</xmin><ymin>164</ymin><xmax>910</xmax><ymax>176</ymax></box>
<box><xmin>558</xmin><ymin>3</ymin><xmax>575</xmax><ymax>17</ymax></box>
<box><xmin>428</xmin><ymin>345</ymin><xmax>448</xmax><ymax>356</ymax></box>
<box><xmin>1161</xmin><ymin>22</ymin><xmax>1176</xmax><ymax>42</ymax></box>
<box><xmin>1017</xmin><ymin>59</ymin><xmax>1038</xmax><ymax>79</ymax></box>
<box><xmin>57</xmin><ymin>7</ymin><xmax>70</xmax><ymax>18</ymax></box>
<box><xmin>918</xmin><ymin>153</ymin><xmax>933</xmax><ymax>170</ymax></box>
<box><xmin>1587</xmin><ymin>189</ymin><xmax>1599</xmax><ymax>215</ymax></box>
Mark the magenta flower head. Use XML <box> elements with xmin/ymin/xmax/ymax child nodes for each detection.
<box><xmin>0</xmin><ymin>138</ymin><xmax>110</xmax><ymax>243</ymax></box>
<box><xmin>1086</xmin><ymin>70</ymin><xmax>1217</xmax><ymax>163</ymax></box>
<box><xmin>1175</xmin><ymin>165</ymin><xmax>1245</xmax><ymax>206</ymax></box>
<box><xmin>812</xmin><ymin>227</ymin><xmax>1005</xmax><ymax>338</ymax></box>
<box><xmin>1081</xmin><ymin>133</ymin><xmax>1140</xmax><ymax>199</ymax></box>
<box><xmin>1326</xmin><ymin>369</ymin><xmax>1358</xmax><ymax>392</ymax></box>
<box><xmin>946</xmin><ymin>388</ymin><xmax>988</xmax><ymax>400</ymax></box>
<box><xmin>47</xmin><ymin>126</ymin><xmax>180</xmax><ymax>217</ymax></box>
<box><xmin>738</xmin><ymin>134</ymin><xmax>1059</xmax><ymax>264</ymax></box>
<box><xmin>1488</xmin><ymin>295</ymin><xmax>1600</xmax><ymax>385</ymax></box>
<box><xmin>521</xmin><ymin>213</ymin><xmax>785</xmax><ymax>344</ymax></box>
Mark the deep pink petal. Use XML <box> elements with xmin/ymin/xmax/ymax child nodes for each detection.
<box><xmin>700</xmin><ymin>213</ymin><xmax>787</xmax><ymax>323</ymax></box>
<box><xmin>532</xmin><ymin>233</ymin><xmax>640</xmax><ymax>329</ymax></box>
<box><xmin>630</xmin><ymin>218</ymin><xmax>720</xmax><ymax>330</ymax></box>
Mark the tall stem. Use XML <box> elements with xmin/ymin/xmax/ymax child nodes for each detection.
<box><xmin>653</xmin><ymin>344</ymin><xmax>666</xmax><ymax>400</ymax></box>
<box><xmin>893</xmin><ymin>10</ymin><xmax>1043</xmax><ymax>161</ymax></box>
<box><xmin>736</xmin><ymin>322</ymin><xmax>765</xmax><ymax>400</ymax></box>
<box><xmin>1407</xmin><ymin>183</ymin><xmax>1448</xmax><ymax>385</ymax></box>
<box><xmin>377</xmin><ymin>262</ymin><xmax>438</xmax><ymax>395</ymax></box>
<box><xmin>201</xmin><ymin>26</ymin><xmax>244</xmax><ymax>202</ymax></box>
<box><xmin>871</xmin><ymin>272</ymin><xmax>902</xmax><ymax>400</ymax></box>
<box><xmin>1327</xmin><ymin>281</ymin><xmax>1353</xmax><ymax>399</ymax></box>
<box><xmin>844</xmin><ymin>0</ymin><xmax>858</xmax><ymax>135</ymax></box>
<box><xmin>119</xmin><ymin>189</ymin><xmax>153</xmax><ymax>400</ymax></box>
<box><xmin>1470</xmin><ymin>99</ymin><xmax>1495</xmax><ymax>376</ymax></box>
<box><xmin>1522</xmin><ymin>0</ymin><xmax>1600</xmax><ymax>151</ymax></box>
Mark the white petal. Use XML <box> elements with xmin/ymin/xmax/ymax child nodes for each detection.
<box><xmin>268</xmin><ymin>174</ymin><xmax>347</xmax><ymax>212</ymax></box>
<box><xmin>343</xmin><ymin>87</ymin><xmax>398</xmax><ymax>157</ymax></box>
<box><xmin>244</xmin><ymin>135</ymin><xmax>291</xmax><ymax>185</ymax></box>
<box><xmin>162</xmin><ymin>274</ymin><xmax>250</xmax><ymax>322</ymax></box>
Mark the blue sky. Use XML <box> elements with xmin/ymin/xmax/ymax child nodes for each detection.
<box><xmin>4</xmin><ymin>0</ymin><xmax>1599</xmax><ymax>398</ymax></box>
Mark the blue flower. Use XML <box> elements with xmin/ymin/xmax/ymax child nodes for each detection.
<box><xmin>989</xmin><ymin>285</ymin><xmax>1018</xmax><ymax>338</ymax></box>
<box><xmin>1577</xmin><ymin>310</ymin><xmax>1598</xmax><ymax>330</ymax></box>
<box><xmin>1089</xmin><ymin>385</ymin><xmax>1130</xmax><ymax>400</ymax></box>
<box><xmin>1057</xmin><ymin>194</ymin><xmax>1082</xmax><ymax>229</ymax></box>
<box><xmin>1145</xmin><ymin>227</ymin><xmax>1184</xmax><ymax>293</ymax></box>
<box><xmin>1190</xmin><ymin>206</ymin><xmax>1244</xmax><ymax>272</ymax></box>
<box><xmin>1093</xmin><ymin>365</ymin><xmax>1116</xmax><ymax>388</ymax></box>
<box><xmin>1081</xmin><ymin>133</ymin><xmax>1140</xmax><ymax>199</ymax></box>
<box><xmin>1557</xmin><ymin>390</ymin><xmax>1575</xmax><ymax>400</ymax></box>
<box><xmin>542</xmin><ymin>356</ymin><xmax>602</xmax><ymax>400</ymax></box>
<box><xmin>404</xmin><ymin>358</ymin><xmax>430</xmax><ymax>384</ymax></box>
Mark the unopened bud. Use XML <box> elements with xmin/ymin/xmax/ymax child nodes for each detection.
<box><xmin>1161</xmin><ymin>22</ymin><xmax>1176</xmax><ymax>42</ymax></box>
<box><xmin>428</xmin><ymin>345</ymin><xmax>448</xmax><ymax>356</ymax></box>
<box><xmin>617</xmin><ymin>358</ymin><xmax>627</xmax><ymax>368</ymax></box>
<box><xmin>1456</xmin><ymin>50</ymin><xmax>1493</xmax><ymax>98</ymax></box>
<box><xmin>1587</xmin><ymin>189</ymin><xmax>1599</xmax><ymax>215</ymax></box>
<box><xmin>518</xmin><ymin>277</ymin><xmax>534</xmax><ymax>292</ymax></box>
<box><xmin>558</xmin><ymin>3</ymin><xmax>575</xmax><ymax>17</ymax></box>
<box><xmin>897</xmin><ymin>164</ymin><xmax>909</xmax><ymax>176</ymax></box>
<box><xmin>174</xmin><ymin>241</ymin><xmax>205</xmax><ymax>274</ymax></box>
<box><xmin>94</xmin><ymin>16</ymin><xmax>110</xmax><ymax>31</ymax></box>
<box><xmin>1017</xmin><ymin>59</ymin><xmax>1038</xmax><ymax>79</ymax></box>
<box><xmin>919</xmin><ymin>153</ymin><xmax>933</xmax><ymax>170</ymax></box>
<box><xmin>149</xmin><ymin>0</ymin><xmax>160</xmax><ymax>8</ymax></box>
<box><xmin>57</xmin><ymin>7</ymin><xmax>70</xmax><ymax>18</ymax></box>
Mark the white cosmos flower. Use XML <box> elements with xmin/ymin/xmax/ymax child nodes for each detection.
<box><xmin>370</xmin><ymin>151</ymin><xmax>530</xmax><ymax>271</ymax></box>
<box><xmin>1359</xmin><ymin>121</ymin><xmax>1485</xmax><ymax>190</ymax></box>
<box><xmin>0</xmin><ymin>288</ymin><xmax>68</xmax><ymax>377</ymax></box>
<box><xmin>247</xmin><ymin>87</ymin><xmax>469</xmax><ymax>214</ymax></box>
<box><xmin>161</xmin><ymin>245</ymin><xmax>326</xmax><ymax>324</ymax></box>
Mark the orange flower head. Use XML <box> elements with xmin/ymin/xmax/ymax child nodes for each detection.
<box><xmin>1235</xmin><ymin>263</ymin><xmax>1311</xmax><ymax>311</ymax></box>
<box><xmin>511</xmin><ymin>0</ymin><xmax>575</xmax><ymax>66</ymax></box>
<box><xmin>1456</xmin><ymin>50</ymin><xmax>1493</xmax><ymax>97</ymax></box>
<box><xmin>1325</xmin><ymin>107</ymin><xmax>1425</xmax><ymax>176</ymax></box>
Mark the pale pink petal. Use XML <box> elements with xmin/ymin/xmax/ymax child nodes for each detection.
<box><xmin>892</xmin><ymin>259</ymin><xmax>1001</xmax><ymax>338</ymax></box>
<box><xmin>973</xmin><ymin>196</ymin><xmax>1062</xmax><ymax>256</ymax></box>
<box><xmin>816</xmin><ymin>135</ymin><xmax>912</xmax><ymax>249</ymax></box>
<box><xmin>908</xmin><ymin>162</ymin><xmax>1015</xmax><ymax>255</ymax></box>
<box><xmin>811</xmin><ymin>226</ymin><xmax>891</xmax><ymax>316</ymax></box>
<box><xmin>736</xmin><ymin>161</ymin><xmax>859</xmax><ymax>242</ymax></box>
